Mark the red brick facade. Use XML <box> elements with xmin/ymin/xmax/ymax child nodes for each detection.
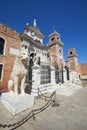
<box><xmin>67</xmin><ymin>48</ymin><xmax>87</xmax><ymax>77</ymax></box>
<box><xmin>48</xmin><ymin>31</ymin><xmax>64</xmax><ymax>70</ymax></box>
<box><xmin>78</xmin><ymin>64</ymin><xmax>87</xmax><ymax>75</ymax></box>
<box><xmin>0</xmin><ymin>23</ymin><xmax>21</xmax><ymax>92</ymax></box>
<box><xmin>67</xmin><ymin>48</ymin><xmax>78</xmax><ymax>72</ymax></box>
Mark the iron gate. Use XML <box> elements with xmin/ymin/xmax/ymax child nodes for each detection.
<box><xmin>55</xmin><ymin>65</ymin><xmax>64</xmax><ymax>83</ymax></box>
<box><xmin>41</xmin><ymin>65</ymin><xmax>51</xmax><ymax>84</ymax></box>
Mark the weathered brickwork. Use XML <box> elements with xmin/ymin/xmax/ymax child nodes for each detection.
<box><xmin>0</xmin><ymin>23</ymin><xmax>21</xmax><ymax>91</ymax></box>
<box><xmin>78</xmin><ymin>64</ymin><xmax>87</xmax><ymax>75</ymax></box>
<box><xmin>48</xmin><ymin>45</ymin><xmax>58</xmax><ymax>65</ymax></box>
<box><xmin>67</xmin><ymin>48</ymin><xmax>87</xmax><ymax>80</ymax></box>
<box><xmin>48</xmin><ymin>31</ymin><xmax>64</xmax><ymax>70</ymax></box>
<box><xmin>67</xmin><ymin>48</ymin><xmax>78</xmax><ymax>72</ymax></box>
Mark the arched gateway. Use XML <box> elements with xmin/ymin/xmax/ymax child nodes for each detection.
<box><xmin>21</xmin><ymin>21</ymin><xmax>51</xmax><ymax>95</ymax></box>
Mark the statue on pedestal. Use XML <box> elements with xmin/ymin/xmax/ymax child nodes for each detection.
<box><xmin>33</xmin><ymin>50</ymin><xmax>40</xmax><ymax>66</ymax></box>
<box><xmin>8</xmin><ymin>46</ymin><xmax>28</xmax><ymax>97</ymax></box>
<box><xmin>1</xmin><ymin>46</ymin><xmax>34</xmax><ymax>115</ymax></box>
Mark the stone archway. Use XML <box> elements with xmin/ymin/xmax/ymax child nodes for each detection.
<box><xmin>25</xmin><ymin>46</ymin><xmax>35</xmax><ymax>94</ymax></box>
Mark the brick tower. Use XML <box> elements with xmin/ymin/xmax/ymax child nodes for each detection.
<box><xmin>67</xmin><ymin>48</ymin><xmax>78</xmax><ymax>72</ymax></box>
<box><xmin>48</xmin><ymin>31</ymin><xmax>64</xmax><ymax>70</ymax></box>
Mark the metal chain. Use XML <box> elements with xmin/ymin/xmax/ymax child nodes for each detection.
<box><xmin>38</xmin><ymin>88</ymin><xmax>56</xmax><ymax>100</ymax></box>
<box><xmin>0</xmin><ymin>91</ymin><xmax>55</xmax><ymax>129</ymax></box>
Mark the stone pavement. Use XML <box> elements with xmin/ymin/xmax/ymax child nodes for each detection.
<box><xmin>50</xmin><ymin>82</ymin><xmax>82</xmax><ymax>96</ymax></box>
<box><xmin>0</xmin><ymin>85</ymin><xmax>87</xmax><ymax>130</ymax></box>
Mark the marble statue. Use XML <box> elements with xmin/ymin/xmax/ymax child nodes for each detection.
<box><xmin>34</xmin><ymin>19</ymin><xmax>36</xmax><ymax>26</ymax></box>
<box><xmin>33</xmin><ymin>50</ymin><xmax>40</xmax><ymax>66</ymax></box>
<box><xmin>8</xmin><ymin>46</ymin><xmax>28</xmax><ymax>97</ymax></box>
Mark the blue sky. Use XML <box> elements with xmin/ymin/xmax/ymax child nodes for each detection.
<box><xmin>0</xmin><ymin>0</ymin><xmax>87</xmax><ymax>63</ymax></box>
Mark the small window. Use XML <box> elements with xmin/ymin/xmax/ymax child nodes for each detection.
<box><xmin>0</xmin><ymin>37</ymin><xmax>5</xmax><ymax>55</ymax></box>
<box><xmin>70</xmin><ymin>51</ymin><xmax>72</xmax><ymax>55</ymax></box>
<box><xmin>25</xmin><ymin>46</ymin><xmax>27</xmax><ymax>49</ymax></box>
<box><xmin>0</xmin><ymin>64</ymin><xmax>3</xmax><ymax>80</ymax></box>
<box><xmin>51</xmin><ymin>37</ymin><xmax>54</xmax><ymax>41</ymax></box>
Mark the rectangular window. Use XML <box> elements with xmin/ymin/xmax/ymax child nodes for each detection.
<box><xmin>0</xmin><ymin>64</ymin><xmax>3</xmax><ymax>80</ymax></box>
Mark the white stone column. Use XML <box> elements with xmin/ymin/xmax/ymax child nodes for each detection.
<box><xmin>51</xmin><ymin>66</ymin><xmax>56</xmax><ymax>84</ymax></box>
<box><xmin>31</xmin><ymin>65</ymin><xmax>41</xmax><ymax>96</ymax></box>
<box><xmin>69</xmin><ymin>70</ymin><xmax>73</xmax><ymax>82</ymax></box>
<box><xmin>63</xmin><ymin>68</ymin><xmax>67</xmax><ymax>83</ymax></box>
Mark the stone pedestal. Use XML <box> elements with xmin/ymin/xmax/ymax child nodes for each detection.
<box><xmin>69</xmin><ymin>70</ymin><xmax>73</xmax><ymax>82</ymax></box>
<box><xmin>63</xmin><ymin>68</ymin><xmax>67</xmax><ymax>83</ymax></box>
<box><xmin>31</xmin><ymin>65</ymin><xmax>41</xmax><ymax>96</ymax></box>
<box><xmin>51</xmin><ymin>66</ymin><xmax>56</xmax><ymax>84</ymax></box>
<box><xmin>1</xmin><ymin>92</ymin><xmax>34</xmax><ymax>115</ymax></box>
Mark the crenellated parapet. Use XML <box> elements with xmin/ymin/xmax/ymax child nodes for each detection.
<box><xmin>0</xmin><ymin>23</ymin><xmax>20</xmax><ymax>39</ymax></box>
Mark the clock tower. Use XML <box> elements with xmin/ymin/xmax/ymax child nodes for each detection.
<box><xmin>48</xmin><ymin>31</ymin><xmax>64</xmax><ymax>70</ymax></box>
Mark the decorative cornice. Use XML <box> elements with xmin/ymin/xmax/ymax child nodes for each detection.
<box><xmin>21</xmin><ymin>33</ymin><xmax>49</xmax><ymax>50</ymax></box>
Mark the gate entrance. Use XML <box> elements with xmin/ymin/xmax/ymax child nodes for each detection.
<box><xmin>41</xmin><ymin>65</ymin><xmax>51</xmax><ymax>84</ymax></box>
<box><xmin>25</xmin><ymin>53</ymin><xmax>34</xmax><ymax>94</ymax></box>
<box><xmin>65</xmin><ymin>66</ymin><xmax>70</xmax><ymax>80</ymax></box>
<box><xmin>55</xmin><ymin>65</ymin><xmax>64</xmax><ymax>83</ymax></box>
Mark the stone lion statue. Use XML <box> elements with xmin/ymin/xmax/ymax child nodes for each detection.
<box><xmin>8</xmin><ymin>46</ymin><xmax>28</xmax><ymax>97</ymax></box>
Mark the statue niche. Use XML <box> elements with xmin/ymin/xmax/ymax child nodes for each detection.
<box><xmin>8</xmin><ymin>46</ymin><xmax>28</xmax><ymax>97</ymax></box>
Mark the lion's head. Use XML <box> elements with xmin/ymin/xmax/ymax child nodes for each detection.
<box><xmin>18</xmin><ymin>47</ymin><xmax>28</xmax><ymax>63</ymax></box>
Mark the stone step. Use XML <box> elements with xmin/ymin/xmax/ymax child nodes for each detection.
<box><xmin>50</xmin><ymin>83</ymin><xmax>82</xmax><ymax>96</ymax></box>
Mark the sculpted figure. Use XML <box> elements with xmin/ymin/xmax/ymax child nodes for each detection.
<box><xmin>33</xmin><ymin>50</ymin><xmax>40</xmax><ymax>66</ymax></box>
<box><xmin>8</xmin><ymin>47</ymin><xmax>28</xmax><ymax>97</ymax></box>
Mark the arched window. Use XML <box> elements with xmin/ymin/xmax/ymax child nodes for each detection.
<box><xmin>0</xmin><ymin>37</ymin><xmax>5</xmax><ymax>55</ymax></box>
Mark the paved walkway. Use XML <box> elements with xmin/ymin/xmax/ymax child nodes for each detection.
<box><xmin>0</xmin><ymin>85</ymin><xmax>87</xmax><ymax>130</ymax></box>
<box><xmin>50</xmin><ymin>83</ymin><xmax>82</xmax><ymax>96</ymax></box>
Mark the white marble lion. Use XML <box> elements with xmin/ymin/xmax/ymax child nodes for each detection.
<box><xmin>8</xmin><ymin>47</ymin><xmax>28</xmax><ymax>97</ymax></box>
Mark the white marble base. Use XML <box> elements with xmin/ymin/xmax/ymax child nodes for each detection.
<box><xmin>1</xmin><ymin>92</ymin><xmax>34</xmax><ymax>115</ymax></box>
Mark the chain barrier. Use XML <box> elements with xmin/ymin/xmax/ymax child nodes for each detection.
<box><xmin>0</xmin><ymin>91</ymin><xmax>56</xmax><ymax>130</ymax></box>
<box><xmin>37</xmin><ymin>87</ymin><xmax>56</xmax><ymax>101</ymax></box>
<box><xmin>38</xmin><ymin>88</ymin><xmax>59</xmax><ymax>107</ymax></box>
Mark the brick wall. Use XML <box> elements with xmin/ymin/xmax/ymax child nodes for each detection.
<box><xmin>68</xmin><ymin>58</ymin><xmax>77</xmax><ymax>71</ymax></box>
<box><xmin>48</xmin><ymin>45</ymin><xmax>63</xmax><ymax>70</ymax></box>
<box><xmin>78</xmin><ymin>64</ymin><xmax>87</xmax><ymax>75</ymax></box>
<box><xmin>48</xmin><ymin>45</ymin><xmax>58</xmax><ymax>66</ymax></box>
<box><xmin>0</xmin><ymin>23</ymin><xmax>21</xmax><ymax>92</ymax></box>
